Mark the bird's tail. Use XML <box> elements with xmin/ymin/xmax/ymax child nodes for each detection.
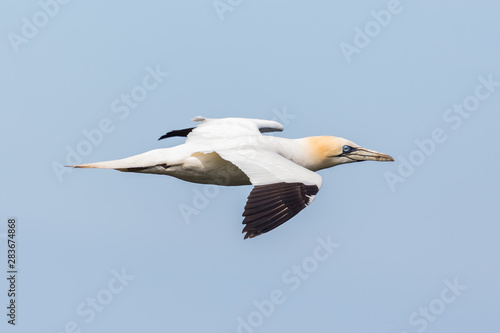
<box><xmin>66</xmin><ymin>148</ymin><xmax>169</xmax><ymax>171</ymax></box>
<box><xmin>67</xmin><ymin>160</ymin><xmax>130</xmax><ymax>170</ymax></box>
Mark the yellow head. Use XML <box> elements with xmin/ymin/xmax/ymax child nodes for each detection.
<box><xmin>306</xmin><ymin>136</ymin><xmax>394</xmax><ymax>171</ymax></box>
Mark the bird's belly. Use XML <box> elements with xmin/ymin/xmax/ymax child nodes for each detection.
<box><xmin>166</xmin><ymin>152</ymin><xmax>251</xmax><ymax>186</ymax></box>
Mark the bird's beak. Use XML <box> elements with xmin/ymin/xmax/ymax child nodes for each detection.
<box><xmin>349</xmin><ymin>147</ymin><xmax>394</xmax><ymax>162</ymax></box>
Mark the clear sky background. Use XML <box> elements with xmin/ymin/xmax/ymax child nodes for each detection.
<box><xmin>1</xmin><ymin>1</ymin><xmax>499</xmax><ymax>332</ymax></box>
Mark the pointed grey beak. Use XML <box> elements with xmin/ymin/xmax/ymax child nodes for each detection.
<box><xmin>349</xmin><ymin>147</ymin><xmax>394</xmax><ymax>162</ymax></box>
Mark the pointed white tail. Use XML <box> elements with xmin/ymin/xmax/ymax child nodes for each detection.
<box><xmin>66</xmin><ymin>148</ymin><xmax>171</xmax><ymax>170</ymax></box>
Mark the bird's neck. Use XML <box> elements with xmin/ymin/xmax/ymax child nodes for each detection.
<box><xmin>270</xmin><ymin>137</ymin><xmax>328</xmax><ymax>171</ymax></box>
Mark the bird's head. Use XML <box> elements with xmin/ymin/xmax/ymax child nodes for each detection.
<box><xmin>306</xmin><ymin>136</ymin><xmax>394</xmax><ymax>171</ymax></box>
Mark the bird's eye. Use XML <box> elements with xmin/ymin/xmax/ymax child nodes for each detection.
<box><xmin>342</xmin><ymin>145</ymin><xmax>351</xmax><ymax>153</ymax></box>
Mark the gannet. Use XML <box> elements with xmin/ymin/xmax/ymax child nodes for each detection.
<box><xmin>69</xmin><ymin>116</ymin><xmax>394</xmax><ymax>239</ymax></box>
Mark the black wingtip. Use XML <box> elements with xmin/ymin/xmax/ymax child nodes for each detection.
<box><xmin>243</xmin><ymin>230</ymin><xmax>258</xmax><ymax>239</ymax></box>
<box><xmin>240</xmin><ymin>182</ymin><xmax>319</xmax><ymax>239</ymax></box>
<box><xmin>243</xmin><ymin>225</ymin><xmax>262</xmax><ymax>239</ymax></box>
<box><xmin>158</xmin><ymin>127</ymin><xmax>195</xmax><ymax>141</ymax></box>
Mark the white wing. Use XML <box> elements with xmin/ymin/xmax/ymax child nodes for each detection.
<box><xmin>186</xmin><ymin>116</ymin><xmax>284</xmax><ymax>142</ymax></box>
<box><xmin>216</xmin><ymin>148</ymin><xmax>323</xmax><ymax>239</ymax></box>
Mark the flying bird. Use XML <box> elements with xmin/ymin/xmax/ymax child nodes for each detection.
<box><xmin>69</xmin><ymin>116</ymin><xmax>394</xmax><ymax>239</ymax></box>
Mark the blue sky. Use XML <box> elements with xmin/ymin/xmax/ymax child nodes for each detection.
<box><xmin>1</xmin><ymin>1</ymin><xmax>499</xmax><ymax>332</ymax></box>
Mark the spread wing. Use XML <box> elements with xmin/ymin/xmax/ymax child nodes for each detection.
<box><xmin>158</xmin><ymin>116</ymin><xmax>283</xmax><ymax>142</ymax></box>
<box><xmin>216</xmin><ymin>149</ymin><xmax>323</xmax><ymax>239</ymax></box>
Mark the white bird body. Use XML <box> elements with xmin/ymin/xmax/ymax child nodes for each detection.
<box><xmin>70</xmin><ymin>116</ymin><xmax>393</xmax><ymax>238</ymax></box>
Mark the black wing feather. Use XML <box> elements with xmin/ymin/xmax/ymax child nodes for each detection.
<box><xmin>242</xmin><ymin>182</ymin><xmax>319</xmax><ymax>239</ymax></box>
<box><xmin>158</xmin><ymin>127</ymin><xmax>195</xmax><ymax>141</ymax></box>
